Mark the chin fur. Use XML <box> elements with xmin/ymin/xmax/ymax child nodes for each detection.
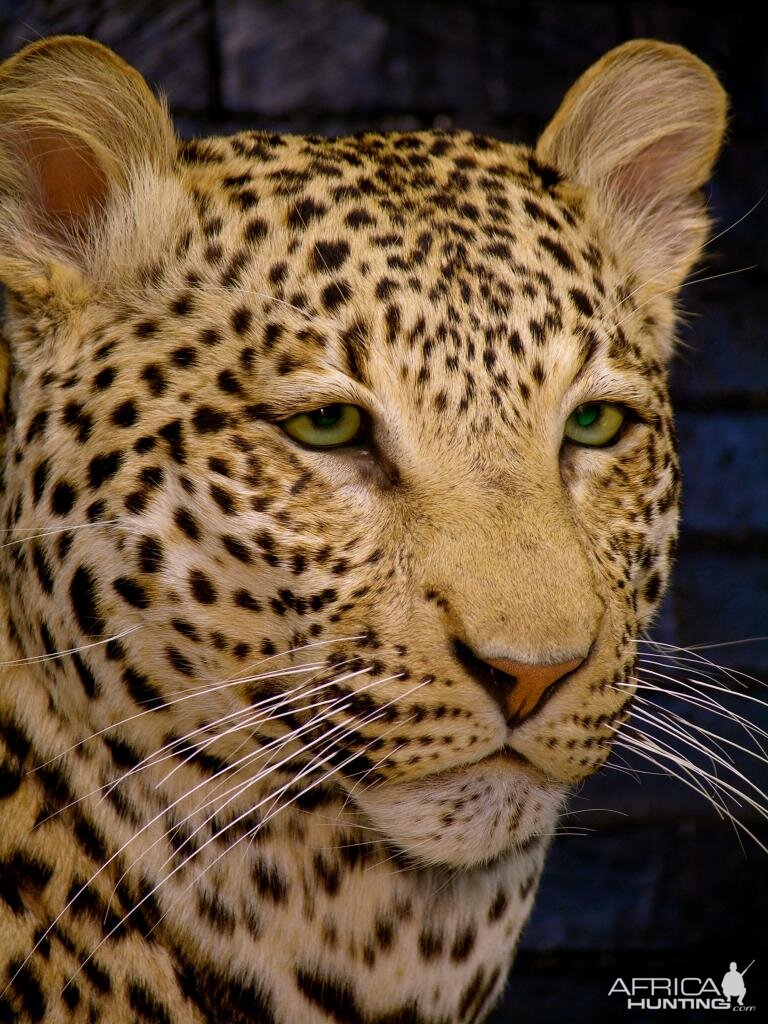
<box><xmin>354</xmin><ymin>758</ymin><xmax>567</xmax><ymax>869</ymax></box>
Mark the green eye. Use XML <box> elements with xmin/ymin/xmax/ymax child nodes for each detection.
<box><xmin>564</xmin><ymin>402</ymin><xmax>626</xmax><ymax>447</ymax></box>
<box><xmin>282</xmin><ymin>403</ymin><xmax>363</xmax><ymax>448</ymax></box>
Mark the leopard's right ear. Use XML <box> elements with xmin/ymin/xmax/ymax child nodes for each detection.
<box><xmin>0</xmin><ymin>35</ymin><xmax>176</xmax><ymax>297</ymax></box>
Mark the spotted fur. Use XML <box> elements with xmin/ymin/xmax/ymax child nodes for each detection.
<box><xmin>0</xmin><ymin>36</ymin><xmax>726</xmax><ymax>1023</ymax></box>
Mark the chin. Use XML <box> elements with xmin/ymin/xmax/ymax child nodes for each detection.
<box><xmin>353</xmin><ymin>754</ymin><xmax>567</xmax><ymax>869</ymax></box>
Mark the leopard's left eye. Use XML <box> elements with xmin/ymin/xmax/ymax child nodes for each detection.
<box><xmin>282</xmin><ymin>403</ymin><xmax>363</xmax><ymax>448</ymax></box>
<box><xmin>564</xmin><ymin>401</ymin><xmax>626</xmax><ymax>447</ymax></box>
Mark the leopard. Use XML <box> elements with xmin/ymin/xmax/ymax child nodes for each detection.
<box><xmin>0</xmin><ymin>33</ymin><xmax>727</xmax><ymax>1024</ymax></box>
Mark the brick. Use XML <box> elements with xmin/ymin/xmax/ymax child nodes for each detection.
<box><xmin>219</xmin><ymin>0</ymin><xmax>390</xmax><ymax>115</ymax></box>
<box><xmin>520</xmin><ymin>822</ymin><xmax>768</xmax><ymax>952</ymax></box>
<box><xmin>670</xmin><ymin>275</ymin><xmax>768</xmax><ymax>403</ymax></box>
<box><xmin>218</xmin><ymin>0</ymin><xmax>621</xmax><ymax>119</ymax></box>
<box><xmin>0</xmin><ymin>0</ymin><xmax>210</xmax><ymax>110</ymax></box>
<box><xmin>676</xmin><ymin>413</ymin><xmax>768</xmax><ymax>532</ymax></box>
<box><xmin>671</xmin><ymin>548</ymin><xmax>768</xmax><ymax>673</ymax></box>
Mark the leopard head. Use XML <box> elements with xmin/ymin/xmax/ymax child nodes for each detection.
<box><xmin>0</xmin><ymin>36</ymin><xmax>726</xmax><ymax>868</ymax></box>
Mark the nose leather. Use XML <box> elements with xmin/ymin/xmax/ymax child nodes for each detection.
<box><xmin>485</xmin><ymin>656</ymin><xmax>585</xmax><ymax>724</ymax></box>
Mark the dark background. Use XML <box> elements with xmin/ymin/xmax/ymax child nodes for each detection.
<box><xmin>1</xmin><ymin>2</ymin><xmax>766</xmax><ymax>1021</ymax></box>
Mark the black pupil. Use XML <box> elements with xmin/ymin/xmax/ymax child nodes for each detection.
<box><xmin>310</xmin><ymin>405</ymin><xmax>343</xmax><ymax>428</ymax></box>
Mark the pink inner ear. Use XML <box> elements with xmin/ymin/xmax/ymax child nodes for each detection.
<box><xmin>26</xmin><ymin>127</ymin><xmax>107</xmax><ymax>224</ymax></box>
<box><xmin>606</xmin><ymin>129</ymin><xmax>700</xmax><ymax>210</ymax></box>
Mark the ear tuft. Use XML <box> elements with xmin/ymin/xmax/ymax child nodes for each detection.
<box><xmin>0</xmin><ymin>35</ymin><xmax>176</xmax><ymax>287</ymax></box>
<box><xmin>537</xmin><ymin>39</ymin><xmax>727</xmax><ymax>295</ymax></box>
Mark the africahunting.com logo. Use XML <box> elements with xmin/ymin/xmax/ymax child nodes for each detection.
<box><xmin>609</xmin><ymin>960</ymin><xmax>756</xmax><ymax>1011</ymax></box>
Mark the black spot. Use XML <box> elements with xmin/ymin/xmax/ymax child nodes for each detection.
<box><xmin>459</xmin><ymin>966</ymin><xmax>486</xmax><ymax>1020</ymax></box>
<box><xmin>72</xmin><ymin>652</ymin><xmax>98</xmax><ymax>699</ymax></box>
<box><xmin>69</xmin><ymin>566</ymin><xmax>105</xmax><ymax>637</ymax></box>
<box><xmin>82</xmin><ymin>957</ymin><xmax>111</xmax><ymax>994</ymax></box>
<box><xmin>488</xmin><ymin>888</ymin><xmax>508</xmax><ymax>922</ymax></box>
<box><xmin>88</xmin><ymin>450</ymin><xmax>123</xmax><ymax>489</ymax></box>
<box><xmin>25</xmin><ymin>409</ymin><xmax>48</xmax><ymax>444</ymax></box>
<box><xmin>200</xmin><ymin>326</ymin><xmax>221</xmax><ymax>346</ymax></box>
<box><xmin>171</xmin><ymin>346</ymin><xmax>198</xmax><ymax>368</ymax></box>
<box><xmin>189</xmin><ymin>569</ymin><xmax>216</xmax><ymax>604</ymax></box>
<box><xmin>192</xmin><ymin>405</ymin><xmax>231</xmax><ymax>434</ymax></box>
<box><xmin>311</xmin><ymin>239</ymin><xmax>350</xmax><ymax>272</ymax></box>
<box><xmin>210</xmin><ymin>483</ymin><xmax>236</xmax><ymax>514</ymax></box>
<box><xmin>217</xmin><ymin>369</ymin><xmax>244</xmax><ymax>396</ymax></box>
<box><xmin>158</xmin><ymin>418</ymin><xmax>187</xmax><ymax>464</ymax></box>
<box><xmin>268</xmin><ymin>261</ymin><xmax>287</xmax><ymax>286</ymax></box>
<box><xmin>172</xmin><ymin>952</ymin><xmax>277</xmax><ymax>1024</ymax></box>
<box><xmin>37</xmin><ymin>762</ymin><xmax>74</xmax><ymax>807</ymax></box>
<box><xmin>135</xmin><ymin>320</ymin><xmax>158</xmax><ymax>338</ymax></box>
<box><xmin>124</xmin><ymin>490</ymin><xmax>149</xmax><ymax>514</ymax></box>
<box><xmin>31</xmin><ymin>543</ymin><xmax>54</xmax><ymax>595</ymax></box>
<box><xmin>113</xmin><ymin>576</ymin><xmax>150</xmax><ymax>609</ymax></box>
<box><xmin>263</xmin><ymin>322</ymin><xmax>282</xmax><ymax>349</ymax></box>
<box><xmin>450</xmin><ymin>924</ymin><xmax>476</xmax><ymax>961</ymax></box>
<box><xmin>61</xmin><ymin>982</ymin><xmax>80</xmax><ymax>1011</ymax></box>
<box><xmin>569</xmin><ymin>287</ymin><xmax>594</xmax><ymax>317</ymax></box>
<box><xmin>0</xmin><ymin>761</ymin><xmax>23</xmax><ymax>800</ymax></box>
<box><xmin>208</xmin><ymin>456</ymin><xmax>232</xmax><ymax>476</ymax></box>
<box><xmin>234</xmin><ymin>589</ymin><xmax>261</xmax><ymax>612</ymax></box>
<box><xmin>123</xmin><ymin>666</ymin><xmax>163</xmax><ymax>709</ymax></box>
<box><xmin>0</xmin><ymin>851</ymin><xmax>53</xmax><ymax>915</ymax></box>
<box><xmin>231</xmin><ymin>307</ymin><xmax>252</xmax><ymax>335</ymax></box>
<box><xmin>196</xmin><ymin>890</ymin><xmax>236</xmax><ymax>934</ymax></box>
<box><xmin>62</xmin><ymin>401</ymin><xmax>92</xmax><ymax>443</ymax></box>
<box><xmin>4</xmin><ymin>959</ymin><xmax>46</xmax><ymax>1022</ymax></box>
<box><xmin>527</xmin><ymin>153</ymin><xmax>563</xmax><ymax>191</ymax></box>
<box><xmin>644</xmin><ymin>571</ymin><xmax>662</xmax><ymax>604</ymax></box>
<box><xmin>86</xmin><ymin>499</ymin><xmax>106</xmax><ymax>522</ymax></box>
<box><xmin>251</xmin><ymin>858</ymin><xmax>288</xmax><ymax>903</ymax></box>
<box><xmin>418</xmin><ymin>928</ymin><xmax>444</xmax><ymax>960</ymax></box>
<box><xmin>171</xmin><ymin>293</ymin><xmax>194</xmax><ymax>317</ymax></box>
<box><xmin>345</xmin><ymin>207</ymin><xmax>376</xmax><ymax>228</ymax></box>
<box><xmin>167</xmin><ymin>646</ymin><xmax>194</xmax><ymax>676</ymax></box>
<box><xmin>172</xmin><ymin>619</ymin><xmax>201</xmax><ymax>643</ymax></box>
<box><xmin>50</xmin><ymin>480</ymin><xmax>76</xmax><ymax>516</ymax></box>
<box><xmin>288</xmin><ymin>197</ymin><xmax>328</xmax><ymax>229</ymax></box>
<box><xmin>312</xmin><ymin>852</ymin><xmax>341</xmax><ymax>896</ymax></box>
<box><xmin>321</xmin><ymin>279</ymin><xmax>352</xmax><ymax>311</ymax></box>
<box><xmin>1</xmin><ymin>716</ymin><xmax>31</xmax><ymax>763</ymax></box>
<box><xmin>32</xmin><ymin>458</ymin><xmax>49</xmax><ymax>506</ymax></box>
<box><xmin>244</xmin><ymin>217</ymin><xmax>269</xmax><ymax>242</ymax></box>
<box><xmin>73</xmin><ymin>813</ymin><xmax>108</xmax><ymax>863</ymax></box>
<box><xmin>222</xmin><ymin>536</ymin><xmax>252</xmax><ymax>563</ymax></box>
<box><xmin>93</xmin><ymin>366</ymin><xmax>116</xmax><ymax>390</ymax></box>
<box><xmin>174</xmin><ymin>507</ymin><xmax>201</xmax><ymax>540</ymax></box>
<box><xmin>138</xmin><ymin>536</ymin><xmax>164</xmax><ymax>573</ymax></box>
<box><xmin>141</xmin><ymin>362</ymin><xmax>167</xmax><ymax>396</ymax></box>
<box><xmin>104</xmin><ymin>735</ymin><xmax>142</xmax><ymax>769</ymax></box>
<box><xmin>538</xmin><ymin>234</ymin><xmax>576</xmax><ymax>273</ymax></box>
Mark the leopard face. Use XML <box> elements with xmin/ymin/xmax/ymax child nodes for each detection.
<box><xmin>0</xmin><ymin>34</ymin><xmax>726</xmax><ymax>1024</ymax></box>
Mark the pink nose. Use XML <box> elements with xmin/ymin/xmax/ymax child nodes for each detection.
<box><xmin>485</xmin><ymin>656</ymin><xmax>586</xmax><ymax>724</ymax></box>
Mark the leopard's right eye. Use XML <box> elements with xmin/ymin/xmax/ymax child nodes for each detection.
<box><xmin>563</xmin><ymin>402</ymin><xmax>626</xmax><ymax>448</ymax></box>
<box><xmin>281</xmin><ymin>403</ymin><xmax>364</xmax><ymax>448</ymax></box>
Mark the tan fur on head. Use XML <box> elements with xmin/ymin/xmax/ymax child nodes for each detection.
<box><xmin>0</xmin><ymin>35</ymin><xmax>176</xmax><ymax>289</ymax></box>
<box><xmin>537</xmin><ymin>40</ymin><xmax>727</xmax><ymax>320</ymax></box>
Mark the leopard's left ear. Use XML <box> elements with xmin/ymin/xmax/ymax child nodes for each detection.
<box><xmin>537</xmin><ymin>39</ymin><xmax>727</xmax><ymax>297</ymax></box>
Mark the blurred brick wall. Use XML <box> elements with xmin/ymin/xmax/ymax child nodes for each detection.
<box><xmin>1</xmin><ymin>2</ymin><xmax>766</xmax><ymax>1020</ymax></box>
